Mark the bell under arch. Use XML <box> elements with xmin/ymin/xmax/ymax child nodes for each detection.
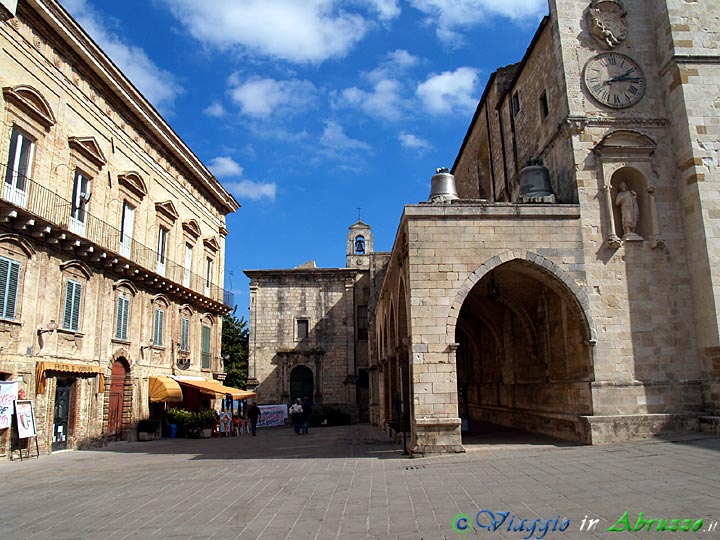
<box><xmin>453</xmin><ymin>257</ymin><xmax>594</xmax><ymax>443</ymax></box>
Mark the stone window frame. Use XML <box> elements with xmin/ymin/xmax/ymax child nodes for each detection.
<box><xmin>202</xmin><ymin>236</ymin><xmax>219</xmax><ymax>298</ymax></box>
<box><xmin>2</xmin><ymin>86</ymin><xmax>56</xmax><ymax>187</ymax></box>
<box><xmin>181</xmin><ymin>220</ymin><xmax>200</xmax><ymax>289</ymax></box>
<box><xmin>112</xmin><ymin>280</ymin><xmax>137</xmax><ymax>344</ymax></box>
<box><xmin>200</xmin><ymin>313</ymin><xmax>214</xmax><ymax>371</ymax></box>
<box><xmin>356</xmin><ymin>305</ymin><xmax>368</xmax><ymax>341</ymax></box>
<box><xmin>0</xmin><ymin>234</ymin><xmax>35</xmax><ymax>325</ymax></box>
<box><xmin>150</xmin><ymin>294</ymin><xmax>170</xmax><ymax>349</ymax></box>
<box><xmin>295</xmin><ymin>317</ymin><xmax>310</xmax><ymax>341</ymax></box>
<box><xmin>178</xmin><ymin>304</ymin><xmax>193</xmax><ymax>352</ymax></box>
<box><xmin>66</xmin><ymin>137</ymin><xmax>106</xmax><ymax>233</ymax></box>
<box><xmin>539</xmin><ymin>90</ymin><xmax>549</xmax><ymax>120</ymax></box>
<box><xmin>58</xmin><ymin>260</ymin><xmax>92</xmax><ymax>335</ymax></box>
<box><xmin>154</xmin><ymin>201</ymin><xmax>179</xmax><ymax>276</ymax></box>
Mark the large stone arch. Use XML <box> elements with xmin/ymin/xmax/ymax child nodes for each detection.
<box><xmin>448</xmin><ymin>251</ymin><xmax>596</xmax><ymax>443</ymax></box>
<box><xmin>447</xmin><ymin>250</ymin><xmax>596</xmax><ymax>344</ymax></box>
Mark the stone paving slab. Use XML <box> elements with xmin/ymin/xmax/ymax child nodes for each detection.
<box><xmin>1</xmin><ymin>424</ymin><xmax>719</xmax><ymax>540</ymax></box>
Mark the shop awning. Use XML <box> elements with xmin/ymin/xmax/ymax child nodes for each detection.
<box><xmin>36</xmin><ymin>361</ymin><xmax>105</xmax><ymax>394</ymax></box>
<box><xmin>149</xmin><ymin>376</ymin><xmax>183</xmax><ymax>402</ymax></box>
<box><xmin>172</xmin><ymin>377</ymin><xmax>256</xmax><ymax>399</ymax></box>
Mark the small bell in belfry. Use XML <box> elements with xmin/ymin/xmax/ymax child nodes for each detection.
<box><xmin>518</xmin><ymin>159</ymin><xmax>556</xmax><ymax>203</ymax></box>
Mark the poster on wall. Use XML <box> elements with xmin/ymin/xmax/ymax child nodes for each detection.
<box><xmin>15</xmin><ymin>400</ymin><xmax>37</xmax><ymax>439</ymax></box>
<box><xmin>0</xmin><ymin>381</ymin><xmax>19</xmax><ymax>430</ymax></box>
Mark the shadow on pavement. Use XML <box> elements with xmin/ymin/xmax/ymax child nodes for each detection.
<box><xmin>461</xmin><ymin>421</ymin><xmax>581</xmax><ymax>449</ymax></box>
<box><xmin>87</xmin><ymin>423</ymin><xmax>408</xmax><ymax>460</ymax></box>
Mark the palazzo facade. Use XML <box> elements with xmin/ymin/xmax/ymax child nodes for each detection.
<box><xmin>0</xmin><ymin>0</ymin><xmax>238</xmax><ymax>459</ymax></box>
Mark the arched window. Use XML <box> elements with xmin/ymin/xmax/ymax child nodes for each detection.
<box><xmin>354</xmin><ymin>235</ymin><xmax>365</xmax><ymax>254</ymax></box>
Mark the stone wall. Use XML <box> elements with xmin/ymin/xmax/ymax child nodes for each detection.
<box><xmin>246</xmin><ymin>269</ymin><xmax>359</xmax><ymax>409</ymax></box>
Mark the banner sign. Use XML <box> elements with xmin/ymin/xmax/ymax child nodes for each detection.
<box><xmin>257</xmin><ymin>405</ymin><xmax>288</xmax><ymax>428</ymax></box>
<box><xmin>0</xmin><ymin>381</ymin><xmax>18</xmax><ymax>429</ymax></box>
<box><xmin>15</xmin><ymin>400</ymin><xmax>37</xmax><ymax>439</ymax></box>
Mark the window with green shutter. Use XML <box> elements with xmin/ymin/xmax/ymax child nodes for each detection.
<box><xmin>115</xmin><ymin>295</ymin><xmax>130</xmax><ymax>340</ymax></box>
<box><xmin>201</xmin><ymin>325</ymin><xmax>211</xmax><ymax>369</ymax></box>
<box><xmin>62</xmin><ymin>279</ymin><xmax>82</xmax><ymax>332</ymax></box>
<box><xmin>180</xmin><ymin>316</ymin><xmax>190</xmax><ymax>351</ymax></box>
<box><xmin>0</xmin><ymin>256</ymin><xmax>20</xmax><ymax>320</ymax></box>
<box><xmin>153</xmin><ymin>308</ymin><xmax>164</xmax><ymax>346</ymax></box>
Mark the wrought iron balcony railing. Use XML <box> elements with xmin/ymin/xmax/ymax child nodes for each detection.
<box><xmin>1</xmin><ymin>163</ymin><xmax>234</xmax><ymax>308</ymax></box>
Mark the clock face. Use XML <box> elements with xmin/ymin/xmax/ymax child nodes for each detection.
<box><xmin>583</xmin><ymin>52</ymin><xmax>646</xmax><ymax>108</ymax></box>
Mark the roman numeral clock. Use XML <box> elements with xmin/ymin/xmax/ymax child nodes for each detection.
<box><xmin>583</xmin><ymin>52</ymin><xmax>646</xmax><ymax>108</ymax></box>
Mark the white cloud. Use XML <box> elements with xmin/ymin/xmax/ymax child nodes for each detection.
<box><xmin>339</xmin><ymin>78</ymin><xmax>407</xmax><ymax>120</ymax></box>
<box><xmin>318</xmin><ymin>121</ymin><xmax>372</xmax><ymax>165</ymax></box>
<box><xmin>208</xmin><ymin>156</ymin><xmax>244</xmax><ymax>178</ymax></box>
<box><xmin>409</xmin><ymin>0</ymin><xmax>546</xmax><ymax>46</ymax></box>
<box><xmin>226</xmin><ymin>180</ymin><xmax>277</xmax><ymax>202</ymax></box>
<box><xmin>228</xmin><ymin>76</ymin><xmax>318</xmax><ymax>118</ymax></box>
<box><xmin>399</xmin><ymin>132</ymin><xmax>432</xmax><ymax>152</ymax></box>
<box><xmin>157</xmin><ymin>0</ymin><xmax>372</xmax><ymax>63</ymax></box>
<box><xmin>416</xmin><ymin>67</ymin><xmax>479</xmax><ymax>115</ymax></box>
<box><xmin>203</xmin><ymin>102</ymin><xmax>227</xmax><ymax>118</ymax></box>
<box><xmin>365</xmin><ymin>0</ymin><xmax>401</xmax><ymax>21</ymax></box>
<box><xmin>59</xmin><ymin>0</ymin><xmax>182</xmax><ymax>114</ymax></box>
<box><xmin>207</xmin><ymin>156</ymin><xmax>276</xmax><ymax>201</ymax></box>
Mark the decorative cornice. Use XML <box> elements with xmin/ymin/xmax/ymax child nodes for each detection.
<box><xmin>155</xmin><ymin>200</ymin><xmax>179</xmax><ymax>222</ymax></box>
<box><xmin>3</xmin><ymin>84</ymin><xmax>56</xmax><ymax>129</ymax></box>
<box><xmin>202</xmin><ymin>236</ymin><xmax>220</xmax><ymax>253</ymax></box>
<box><xmin>117</xmin><ymin>171</ymin><xmax>147</xmax><ymax>199</ymax></box>
<box><xmin>68</xmin><ymin>136</ymin><xmax>107</xmax><ymax>167</ymax></box>
<box><xmin>182</xmin><ymin>219</ymin><xmax>201</xmax><ymax>239</ymax></box>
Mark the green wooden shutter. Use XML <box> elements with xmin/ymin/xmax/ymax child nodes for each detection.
<box><xmin>181</xmin><ymin>317</ymin><xmax>189</xmax><ymax>350</ymax></box>
<box><xmin>0</xmin><ymin>257</ymin><xmax>20</xmax><ymax>320</ymax></box>
<box><xmin>201</xmin><ymin>325</ymin><xmax>211</xmax><ymax>369</ymax></box>
<box><xmin>116</xmin><ymin>296</ymin><xmax>129</xmax><ymax>340</ymax></box>
<box><xmin>63</xmin><ymin>280</ymin><xmax>82</xmax><ymax>332</ymax></box>
<box><xmin>72</xmin><ymin>282</ymin><xmax>82</xmax><ymax>331</ymax></box>
<box><xmin>153</xmin><ymin>308</ymin><xmax>164</xmax><ymax>346</ymax></box>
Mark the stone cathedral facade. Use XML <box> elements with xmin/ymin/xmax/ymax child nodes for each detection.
<box><xmin>248</xmin><ymin>0</ymin><xmax>720</xmax><ymax>454</ymax></box>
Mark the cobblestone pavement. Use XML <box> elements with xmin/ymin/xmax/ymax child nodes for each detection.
<box><xmin>2</xmin><ymin>424</ymin><xmax>719</xmax><ymax>540</ymax></box>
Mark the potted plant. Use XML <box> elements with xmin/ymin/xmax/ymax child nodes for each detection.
<box><xmin>195</xmin><ymin>410</ymin><xmax>217</xmax><ymax>438</ymax></box>
<box><xmin>137</xmin><ymin>419</ymin><xmax>160</xmax><ymax>441</ymax></box>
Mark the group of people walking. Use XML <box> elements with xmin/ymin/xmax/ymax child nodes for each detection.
<box><xmin>289</xmin><ymin>396</ymin><xmax>312</xmax><ymax>434</ymax></box>
<box><xmin>243</xmin><ymin>396</ymin><xmax>313</xmax><ymax>436</ymax></box>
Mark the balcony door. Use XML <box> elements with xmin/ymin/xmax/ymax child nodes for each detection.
<box><xmin>4</xmin><ymin>128</ymin><xmax>34</xmax><ymax>209</ymax></box>
<box><xmin>69</xmin><ymin>171</ymin><xmax>89</xmax><ymax>237</ymax></box>
<box><xmin>120</xmin><ymin>202</ymin><xmax>134</xmax><ymax>258</ymax></box>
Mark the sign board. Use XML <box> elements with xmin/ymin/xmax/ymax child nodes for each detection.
<box><xmin>0</xmin><ymin>381</ymin><xmax>18</xmax><ymax>430</ymax></box>
<box><xmin>15</xmin><ymin>400</ymin><xmax>37</xmax><ymax>439</ymax></box>
<box><xmin>257</xmin><ymin>405</ymin><xmax>288</xmax><ymax>428</ymax></box>
<box><xmin>218</xmin><ymin>411</ymin><xmax>232</xmax><ymax>433</ymax></box>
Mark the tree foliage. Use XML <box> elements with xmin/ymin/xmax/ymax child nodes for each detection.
<box><xmin>221</xmin><ymin>309</ymin><xmax>249</xmax><ymax>390</ymax></box>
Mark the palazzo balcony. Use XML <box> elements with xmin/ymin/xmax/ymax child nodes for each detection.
<box><xmin>0</xmin><ymin>164</ymin><xmax>233</xmax><ymax>313</ymax></box>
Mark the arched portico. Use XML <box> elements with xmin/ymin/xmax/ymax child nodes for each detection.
<box><xmin>449</xmin><ymin>252</ymin><xmax>595</xmax><ymax>443</ymax></box>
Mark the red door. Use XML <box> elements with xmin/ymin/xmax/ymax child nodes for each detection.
<box><xmin>108</xmin><ymin>360</ymin><xmax>127</xmax><ymax>440</ymax></box>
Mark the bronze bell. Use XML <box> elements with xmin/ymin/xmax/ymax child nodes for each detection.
<box><xmin>428</xmin><ymin>167</ymin><xmax>459</xmax><ymax>203</ymax></box>
<box><xmin>518</xmin><ymin>159</ymin><xmax>555</xmax><ymax>202</ymax></box>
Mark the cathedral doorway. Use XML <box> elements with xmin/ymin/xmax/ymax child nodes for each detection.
<box><xmin>454</xmin><ymin>259</ymin><xmax>593</xmax><ymax>443</ymax></box>
<box><xmin>290</xmin><ymin>365</ymin><xmax>314</xmax><ymax>403</ymax></box>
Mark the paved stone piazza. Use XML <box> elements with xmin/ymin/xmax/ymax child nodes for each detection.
<box><xmin>2</xmin><ymin>424</ymin><xmax>719</xmax><ymax>540</ymax></box>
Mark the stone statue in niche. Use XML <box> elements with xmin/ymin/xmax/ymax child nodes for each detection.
<box><xmin>615</xmin><ymin>182</ymin><xmax>641</xmax><ymax>239</ymax></box>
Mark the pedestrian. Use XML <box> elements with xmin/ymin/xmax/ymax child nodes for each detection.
<box><xmin>247</xmin><ymin>401</ymin><xmax>261</xmax><ymax>436</ymax></box>
<box><xmin>289</xmin><ymin>398</ymin><xmax>303</xmax><ymax>435</ymax></box>
<box><xmin>301</xmin><ymin>396</ymin><xmax>312</xmax><ymax>434</ymax></box>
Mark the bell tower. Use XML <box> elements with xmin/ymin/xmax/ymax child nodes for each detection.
<box><xmin>346</xmin><ymin>219</ymin><xmax>373</xmax><ymax>269</ymax></box>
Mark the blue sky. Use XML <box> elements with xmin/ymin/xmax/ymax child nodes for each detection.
<box><xmin>58</xmin><ymin>0</ymin><xmax>547</xmax><ymax>317</ymax></box>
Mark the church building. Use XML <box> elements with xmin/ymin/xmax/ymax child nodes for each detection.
<box><xmin>247</xmin><ymin>0</ymin><xmax>720</xmax><ymax>455</ymax></box>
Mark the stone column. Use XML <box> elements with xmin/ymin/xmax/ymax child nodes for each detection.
<box><xmin>602</xmin><ymin>185</ymin><xmax>621</xmax><ymax>247</ymax></box>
